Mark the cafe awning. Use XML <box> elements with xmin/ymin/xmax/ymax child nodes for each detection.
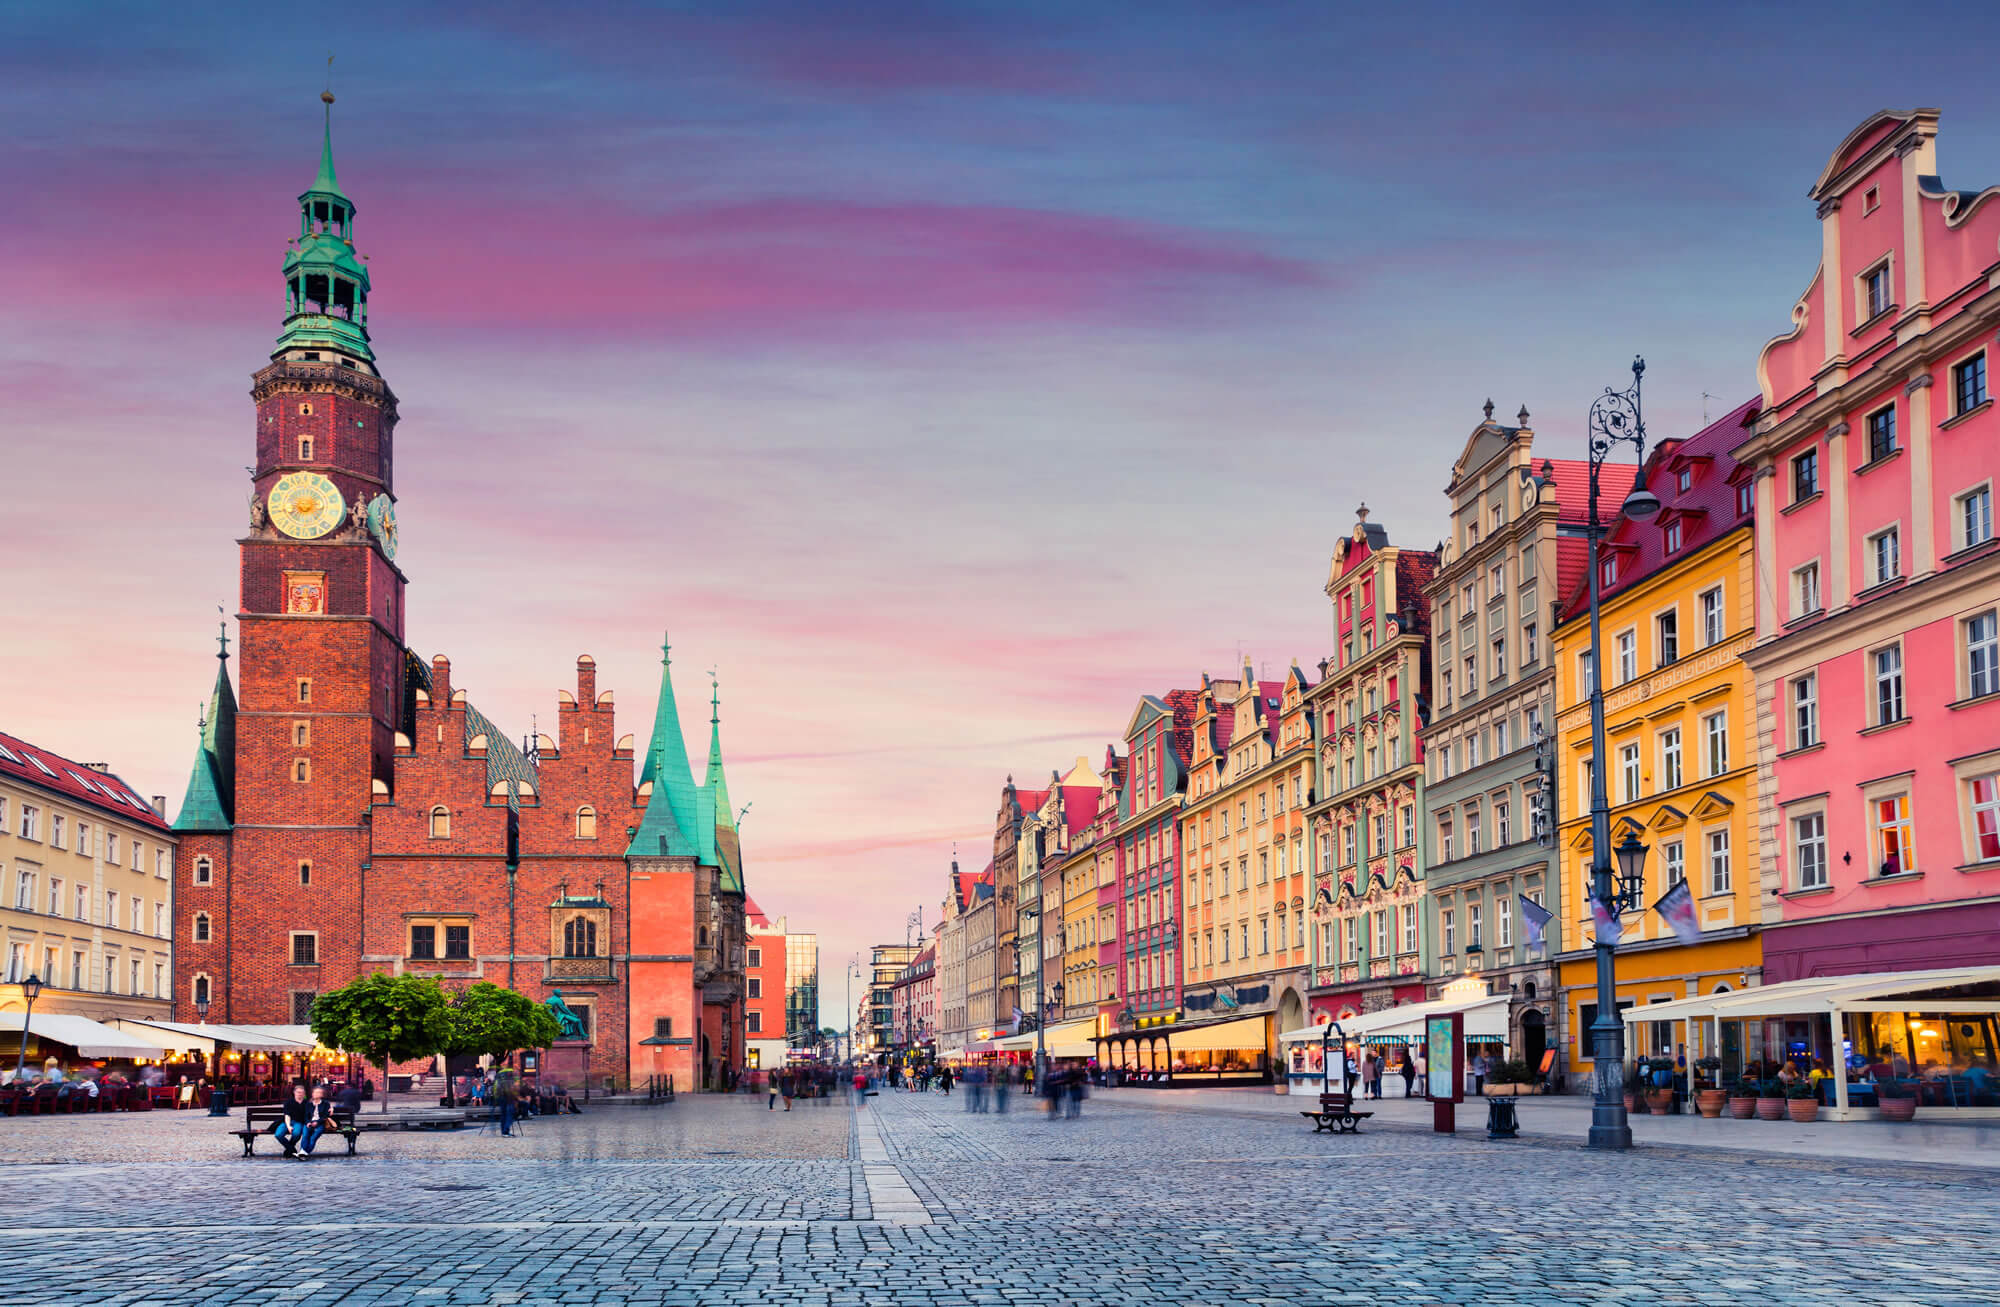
<box><xmin>0</xmin><ymin>1013</ymin><xmax>169</xmax><ymax>1059</ymax></box>
<box><xmin>110</xmin><ymin>1020</ymin><xmax>316</xmax><ymax>1054</ymax></box>
<box><xmin>993</xmin><ymin>1031</ymin><xmax>1037</xmax><ymax>1052</ymax></box>
<box><xmin>227</xmin><ymin>1024</ymin><xmax>324</xmax><ymax>1052</ymax></box>
<box><xmin>1111</xmin><ymin>1013</ymin><xmax>1269</xmax><ymax>1053</ymax></box>
<box><xmin>1622</xmin><ymin>965</ymin><xmax>2000</xmax><ymax>1025</ymax></box>
<box><xmin>1282</xmin><ymin>993</ymin><xmax>1511</xmax><ymax>1046</ymax></box>
<box><xmin>109</xmin><ymin>1019</ymin><xmax>222</xmax><ymax>1056</ymax></box>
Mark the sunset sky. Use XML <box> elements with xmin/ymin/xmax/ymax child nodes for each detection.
<box><xmin>7</xmin><ymin>2</ymin><xmax>2000</xmax><ymax>1026</ymax></box>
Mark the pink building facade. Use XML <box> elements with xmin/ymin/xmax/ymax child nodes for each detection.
<box><xmin>1111</xmin><ymin>690</ymin><xmax>1198</xmax><ymax>1026</ymax></box>
<box><xmin>1740</xmin><ymin>109</ymin><xmax>2000</xmax><ymax>982</ymax></box>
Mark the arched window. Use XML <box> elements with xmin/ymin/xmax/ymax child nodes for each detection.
<box><xmin>293</xmin><ymin>759</ymin><xmax>310</xmax><ymax>783</ymax></box>
<box><xmin>576</xmin><ymin>806</ymin><xmax>597</xmax><ymax>839</ymax></box>
<box><xmin>192</xmin><ymin>974</ymin><xmax>211</xmax><ymax>1006</ymax></box>
<box><xmin>563</xmin><ymin>916</ymin><xmax>598</xmax><ymax>958</ymax></box>
<box><xmin>193</xmin><ymin>856</ymin><xmax>213</xmax><ymax>886</ymax></box>
<box><xmin>193</xmin><ymin>913</ymin><xmax>211</xmax><ymax>943</ymax></box>
<box><xmin>429</xmin><ymin>806</ymin><xmax>450</xmax><ymax>839</ymax></box>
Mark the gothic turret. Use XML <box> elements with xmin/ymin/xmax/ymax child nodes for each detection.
<box><xmin>173</xmin><ymin>626</ymin><xmax>237</xmax><ymax>832</ymax></box>
<box><xmin>276</xmin><ymin>91</ymin><xmax>374</xmax><ymax>364</ymax></box>
<box><xmin>706</xmin><ymin>679</ymin><xmax>744</xmax><ymax>894</ymax></box>
<box><xmin>628</xmin><ymin>634</ymin><xmax>700</xmax><ymax>857</ymax></box>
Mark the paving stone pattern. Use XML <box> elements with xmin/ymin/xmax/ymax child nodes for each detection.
<box><xmin>1</xmin><ymin>1089</ymin><xmax>1994</xmax><ymax>1304</ymax></box>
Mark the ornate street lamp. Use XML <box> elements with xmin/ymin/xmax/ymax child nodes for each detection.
<box><xmin>1578</xmin><ymin>357</ymin><xmax>1660</xmax><ymax>1151</ymax></box>
<box><xmin>14</xmin><ymin>973</ymin><xmax>44</xmax><ymax>1080</ymax></box>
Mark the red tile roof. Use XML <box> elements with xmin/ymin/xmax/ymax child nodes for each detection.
<box><xmin>1542</xmin><ymin>457</ymin><xmax>1640</xmax><ymax>599</ymax></box>
<box><xmin>0</xmin><ymin>730</ymin><xmax>169</xmax><ymax>831</ymax></box>
<box><xmin>744</xmin><ymin>897</ymin><xmax>772</xmax><ymax>929</ymax></box>
<box><xmin>1557</xmin><ymin>398</ymin><xmax>1760</xmax><ymax>621</ymax></box>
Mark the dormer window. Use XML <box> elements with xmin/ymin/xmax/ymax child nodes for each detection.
<box><xmin>1665</xmin><ymin>520</ymin><xmax>1683</xmax><ymax>553</ymax></box>
<box><xmin>1676</xmin><ymin>468</ymin><xmax>1692</xmax><ymax>493</ymax></box>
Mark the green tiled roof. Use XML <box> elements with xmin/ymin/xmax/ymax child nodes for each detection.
<box><xmin>173</xmin><ymin>653</ymin><xmax>236</xmax><ymax>832</ymax></box>
<box><xmin>631</xmin><ymin>638</ymin><xmax>701</xmax><ymax>858</ymax></box>
<box><xmin>465</xmin><ymin>701</ymin><xmax>536</xmax><ymax>811</ymax></box>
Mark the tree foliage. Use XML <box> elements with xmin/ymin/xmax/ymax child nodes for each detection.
<box><xmin>308</xmin><ymin>972</ymin><xmax>453</xmax><ymax>1110</ymax></box>
<box><xmin>444</xmin><ymin>982</ymin><xmax>563</xmax><ymax>1062</ymax></box>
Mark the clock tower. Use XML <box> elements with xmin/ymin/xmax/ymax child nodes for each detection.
<box><xmin>224</xmin><ymin>93</ymin><xmax>408</xmax><ymax>1019</ymax></box>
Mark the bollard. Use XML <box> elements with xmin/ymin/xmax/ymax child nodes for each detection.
<box><xmin>1485</xmin><ymin>1095</ymin><xmax>1519</xmax><ymax>1139</ymax></box>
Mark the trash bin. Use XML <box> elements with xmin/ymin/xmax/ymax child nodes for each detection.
<box><xmin>207</xmin><ymin>1089</ymin><xmax>231</xmax><ymax>1117</ymax></box>
<box><xmin>1485</xmin><ymin>1095</ymin><xmax>1519</xmax><ymax>1139</ymax></box>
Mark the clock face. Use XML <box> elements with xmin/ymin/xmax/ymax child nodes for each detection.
<box><xmin>268</xmin><ymin>472</ymin><xmax>346</xmax><ymax>540</ymax></box>
<box><xmin>367</xmin><ymin>494</ymin><xmax>399</xmax><ymax>560</ymax></box>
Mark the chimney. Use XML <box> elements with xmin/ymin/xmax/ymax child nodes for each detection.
<box><xmin>576</xmin><ymin>654</ymin><xmax>597</xmax><ymax>705</ymax></box>
<box><xmin>430</xmin><ymin>655</ymin><xmax>453</xmax><ymax>705</ymax></box>
<box><xmin>84</xmin><ymin>762</ymin><xmax>110</xmax><ymax>773</ymax></box>
<box><xmin>151</xmin><ymin>795</ymin><xmax>166</xmax><ymax>817</ymax></box>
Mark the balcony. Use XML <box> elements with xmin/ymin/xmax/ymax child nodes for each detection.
<box><xmin>545</xmin><ymin>956</ymin><xmax>616</xmax><ymax>984</ymax></box>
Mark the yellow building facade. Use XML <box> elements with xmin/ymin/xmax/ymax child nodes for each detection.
<box><xmin>1551</xmin><ymin>419</ymin><xmax>1766</xmax><ymax>1079</ymax></box>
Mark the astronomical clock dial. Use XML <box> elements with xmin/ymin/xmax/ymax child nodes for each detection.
<box><xmin>267</xmin><ymin>471</ymin><xmax>346</xmax><ymax>540</ymax></box>
<box><xmin>367</xmin><ymin>494</ymin><xmax>399</xmax><ymax>560</ymax></box>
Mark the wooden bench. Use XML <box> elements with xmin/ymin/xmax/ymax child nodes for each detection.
<box><xmin>231</xmin><ymin>1106</ymin><xmax>362</xmax><ymax>1158</ymax></box>
<box><xmin>1300</xmin><ymin>1091</ymin><xmax>1373</xmax><ymax>1134</ymax></box>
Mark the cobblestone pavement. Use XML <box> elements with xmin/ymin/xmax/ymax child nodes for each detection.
<box><xmin>2</xmin><ymin>1089</ymin><xmax>1995</xmax><ymax>1304</ymax></box>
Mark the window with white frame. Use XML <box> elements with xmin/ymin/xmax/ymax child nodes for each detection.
<box><xmin>1703</xmin><ymin>710</ymin><xmax>1729</xmax><ymax>776</ymax></box>
<box><xmin>1495</xmin><ymin>800</ymin><xmax>1511</xmax><ymax>846</ymax></box>
<box><xmin>1400</xmin><ymin>804</ymin><xmax>1414</xmax><ymax>849</ymax></box>
<box><xmin>1662</xmin><ymin>839</ymin><xmax>1685</xmax><ymax>886</ymax></box>
<box><xmin>1657</xmin><ymin>727</ymin><xmax>1681</xmax><ymax>791</ymax></box>
<box><xmin>1467</xmin><ymin>902</ymin><xmax>1483</xmax><ymax>949</ymax></box>
<box><xmin>1373</xmin><ymin>911</ymin><xmax>1388</xmax><ymax>956</ymax></box>
<box><xmin>1792</xmin><ymin>673</ymin><xmax>1819</xmax><ymax>749</ymax></box>
<box><xmin>1616</xmin><ymin>630</ymin><xmax>1636</xmax><ymax>683</ymax></box>
<box><xmin>1620</xmin><ymin>743</ymin><xmax>1641</xmax><ymax>803</ymax></box>
<box><xmin>47</xmin><ymin>877</ymin><xmax>61</xmax><ymax>916</ymax></box>
<box><xmin>1791</xmin><ymin>562</ymin><xmax>1821</xmax><ymax>619</ymax></box>
<box><xmin>1793</xmin><ymin>812</ymin><xmax>1828</xmax><ymax>889</ymax></box>
<box><xmin>1873</xmin><ymin>644</ymin><xmax>1905</xmax><ymax>724</ymax></box>
<box><xmin>1868</xmin><ymin>526</ymin><xmax>1901</xmax><ymax>586</ymax></box>
<box><xmin>1874</xmin><ymin>794</ymin><xmax>1915</xmax><ymax>876</ymax></box>
<box><xmin>1656</xmin><ymin>610</ymin><xmax>1678</xmax><ymax>665</ymax></box>
<box><xmin>1967</xmin><ymin>610</ymin><xmax>1999</xmax><ymax>699</ymax></box>
<box><xmin>1700</xmin><ymin>587</ymin><xmax>1725</xmax><ymax>646</ymax></box>
<box><xmin>1579</xmin><ymin>651</ymin><xmax>1595</xmax><ymax>695</ymax></box>
<box><xmin>1466</xmin><ymin>805</ymin><xmax>1482</xmax><ymax>854</ymax></box>
<box><xmin>1400</xmin><ymin>903</ymin><xmax>1417</xmax><ymax>953</ymax></box>
<box><xmin>1442</xmin><ymin>908</ymin><xmax>1455</xmax><ymax>954</ymax></box>
<box><xmin>13</xmin><ymin>870</ymin><xmax>31</xmax><ymax>910</ymax></box>
<box><xmin>1664</xmin><ymin>519</ymin><xmax>1683</xmax><ymax>553</ymax></box>
<box><xmin>1707</xmin><ymin>829</ymin><xmax>1732</xmax><ymax>894</ymax></box>
<box><xmin>1959</xmin><ymin>484</ymin><xmax>1994</xmax><ymax>552</ymax></box>
<box><xmin>1863</xmin><ymin>261</ymin><xmax>1892</xmax><ymax>319</ymax></box>
<box><xmin>1497</xmin><ymin>895</ymin><xmax>1512</xmax><ymax>947</ymax></box>
<box><xmin>1971</xmin><ymin>774</ymin><xmax>2000</xmax><ymax>863</ymax></box>
<box><xmin>1524</xmin><ymin>621</ymin><xmax>1539</xmax><ymax>665</ymax></box>
<box><xmin>1438</xmin><ymin>817</ymin><xmax>1454</xmax><ymax>862</ymax></box>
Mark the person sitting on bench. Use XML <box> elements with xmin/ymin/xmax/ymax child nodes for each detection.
<box><xmin>272</xmin><ymin>1086</ymin><xmax>332</xmax><ymax>1159</ymax></box>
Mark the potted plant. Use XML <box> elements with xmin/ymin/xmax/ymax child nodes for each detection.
<box><xmin>1876</xmin><ymin>1077</ymin><xmax>1918</xmax><ymax>1122</ymax></box>
<box><xmin>1725</xmin><ymin>1075</ymin><xmax>1758</xmax><ymax>1118</ymax></box>
<box><xmin>1694</xmin><ymin>1058</ymin><xmax>1726</xmax><ymax>1117</ymax></box>
<box><xmin>1755</xmin><ymin>1077</ymin><xmax>1788</xmax><ymax>1120</ymax></box>
<box><xmin>1784</xmin><ymin>1078</ymin><xmax>1819</xmax><ymax>1122</ymax></box>
<box><xmin>1624</xmin><ymin>1061</ymin><xmax>1650</xmax><ymax>1114</ymax></box>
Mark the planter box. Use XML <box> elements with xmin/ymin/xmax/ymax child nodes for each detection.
<box><xmin>1483</xmin><ymin>1083</ymin><xmax>1539</xmax><ymax>1096</ymax></box>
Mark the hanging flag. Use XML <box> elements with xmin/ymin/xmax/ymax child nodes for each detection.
<box><xmin>1009</xmin><ymin>1005</ymin><xmax>1024</xmax><ymax>1034</ymax></box>
<box><xmin>1590</xmin><ymin>890</ymin><xmax>1624</xmax><ymax>947</ymax></box>
<box><xmin>1653</xmin><ymin>880</ymin><xmax>1703</xmax><ymax>945</ymax></box>
<box><xmin>1518</xmin><ymin>894</ymin><xmax>1554</xmax><ymax>950</ymax></box>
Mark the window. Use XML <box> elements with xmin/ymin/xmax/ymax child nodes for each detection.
<box><xmin>194</xmin><ymin>856</ymin><xmax>212</xmax><ymax>885</ymax></box>
<box><xmin>1523</xmin><ymin>622</ymin><xmax>1538</xmax><ymax>665</ymax></box>
<box><xmin>13</xmin><ymin>870</ymin><xmax>31</xmax><ymax>910</ymax></box>
<box><xmin>1467</xmin><ymin>806</ymin><xmax>1483</xmax><ymax>854</ymax></box>
<box><xmin>1791</xmin><ymin>562</ymin><xmax>1821</xmax><ymax>619</ymax></box>
<box><xmin>105</xmin><ymin>894</ymin><xmax>118</xmax><ymax>929</ymax></box>
<box><xmin>290</xmin><ymin>933</ymin><xmax>318</xmax><ymax>966</ymax></box>
<box><xmin>297</xmin><ymin>678</ymin><xmax>312</xmax><ymax>704</ymax></box>
<box><xmin>293</xmin><ymin>759</ymin><xmax>310</xmax><ymax>783</ymax></box>
<box><xmin>1970</xmin><ymin>776</ymin><xmax>2000</xmax><ymax>862</ymax></box>
<box><xmin>1615</xmin><ymin>630</ymin><xmax>1636</xmax><ymax>684</ymax></box>
<box><xmin>1960</xmin><ymin>485</ymin><xmax>1995</xmax><ymax>551</ymax></box>
<box><xmin>75</xmin><ymin>884</ymin><xmax>89</xmax><ymax>921</ymax></box>
<box><xmin>1868</xmin><ymin>526</ymin><xmax>1900</xmax><ymax>586</ymax></box>
<box><xmin>1372</xmin><ymin>911</ymin><xmax>1388</xmax><ymax>956</ymax></box>
<box><xmin>155</xmin><ymin>902</ymin><xmax>166</xmax><ymax>937</ymax></box>
<box><xmin>1240</xmin><ymin>922</ymin><xmax>1250</xmax><ymax>958</ymax></box>
<box><xmin>192</xmin><ymin>973</ymin><xmax>211</xmax><ymax>1006</ymax></box>
<box><xmin>430</xmin><ymin>806</ymin><xmax>450</xmax><ymax>839</ymax></box>
<box><xmin>1664</xmin><ymin>520</ymin><xmax>1682</xmax><ymax>554</ymax></box>
<box><xmin>194</xmin><ymin>912</ymin><xmax>211</xmax><ymax>942</ymax></box>
<box><xmin>1259</xmin><ymin>917</ymin><xmax>1270</xmax><ymax>955</ymax></box>
<box><xmin>47</xmin><ymin>878</ymin><xmax>61</xmax><ymax>916</ymax></box>
<box><xmin>298</xmin><ymin>860</ymin><xmax>311</xmax><ymax>886</ymax></box>
<box><xmin>1579</xmin><ymin>651</ymin><xmax>1595</xmax><ymax>695</ymax></box>
<box><xmin>1792</xmin><ymin>449</ymin><xmax>1820</xmax><ymax>502</ymax></box>
<box><xmin>745</xmin><ymin>1010</ymin><xmax>762</xmax><ymax>1035</ymax></box>
<box><xmin>1676</xmin><ymin>467</ymin><xmax>1693</xmax><ymax>494</ymax></box>
<box><xmin>1620</xmin><ymin>744</ymin><xmax>1641</xmax><ymax>803</ymax></box>
<box><xmin>575</xmin><ymin>806</ymin><xmax>597</xmax><ymax>839</ymax></box>
<box><xmin>1792</xmin><ymin>674</ymin><xmax>1819</xmax><ymax>749</ymax></box>
<box><xmin>409</xmin><ymin>925</ymin><xmax>436</xmax><ymax>959</ymax></box>
<box><xmin>292</xmin><ymin>992</ymin><xmax>317</xmax><ymax>1024</ymax></box>
<box><xmin>1400</xmin><ymin>903</ymin><xmax>1417</xmax><ymax>952</ymax></box>
<box><xmin>293</xmin><ymin>720</ymin><xmax>310</xmax><ymax>748</ymax></box>
<box><xmin>73</xmin><ymin>822</ymin><xmax>87</xmax><ymax>857</ymax></box>
<box><xmin>1438</xmin><ymin>818</ymin><xmax>1454</xmax><ymax>862</ymax></box>
<box><xmin>1442</xmin><ymin>909</ymin><xmax>1456</xmax><ymax>954</ymax></box>
<box><xmin>1953</xmin><ymin>352</ymin><xmax>1988</xmax><ymax>415</ymax></box>
<box><xmin>50</xmin><ymin>814</ymin><xmax>64</xmax><ymax>850</ymax></box>
<box><xmin>1492</xmin><ymin>636</ymin><xmax>1506</xmax><ymax>679</ymax></box>
<box><xmin>1652</xmin><ymin>610</ymin><xmax>1679</xmax><ymax>667</ymax></box>
<box><xmin>1646</xmin><ymin>728</ymin><xmax>1677</xmax><ymax>794</ymax></box>
<box><xmin>444</xmin><ymin>925</ymin><xmax>470</xmax><ymax>960</ymax></box>
<box><xmin>1967</xmin><ymin>610</ymin><xmax>1999</xmax><ymax>699</ymax></box>
<box><xmin>131</xmin><ymin>958</ymin><xmax>143</xmax><ymax>995</ymax></box>
<box><xmin>1866</xmin><ymin>405</ymin><xmax>1897</xmax><ymax>461</ymax></box>
<box><xmin>748</xmin><ymin>947</ymin><xmax>763</xmax><ymax>968</ymax></box>
<box><xmin>1793</xmin><ymin>813</ymin><xmax>1828</xmax><ymax>889</ymax></box>
<box><xmin>1737</xmin><ymin>482</ymin><xmax>1754</xmax><ymax>516</ymax></box>
<box><xmin>1602</xmin><ymin>557</ymin><xmax>1618</xmax><ymax>587</ymax></box>
<box><xmin>1864</xmin><ymin>262</ymin><xmax>1892</xmax><ymax>319</ymax></box>
<box><xmin>1703</xmin><ymin>711</ymin><xmax>1729</xmax><ymax>777</ymax></box>
<box><xmin>1498</xmin><ymin>896</ymin><xmax>1512</xmax><ymax>947</ymax></box>
<box><xmin>1874</xmin><ymin>644</ymin><xmax>1905</xmax><ymax>724</ymax></box>
<box><xmin>1700</xmin><ymin>588</ymin><xmax>1725</xmax><ymax>646</ymax></box>
<box><xmin>1707</xmin><ymin>829</ymin><xmax>1732</xmax><ymax>894</ymax></box>
<box><xmin>1467</xmin><ymin>902</ymin><xmax>1483</xmax><ymax>950</ymax></box>
<box><xmin>1875</xmin><ymin>795</ymin><xmax>1915</xmax><ymax>876</ymax></box>
<box><xmin>1400</xmin><ymin>804</ymin><xmax>1414</xmax><ymax>849</ymax></box>
<box><xmin>18</xmin><ymin>804</ymin><xmax>38</xmax><ymax>840</ymax></box>
<box><xmin>1663</xmin><ymin>840</ymin><xmax>1685</xmax><ymax>886</ymax></box>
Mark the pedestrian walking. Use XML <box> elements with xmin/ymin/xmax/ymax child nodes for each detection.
<box><xmin>994</xmin><ymin>1063</ymin><xmax>1011</xmax><ymax>1114</ymax></box>
<box><xmin>1472</xmin><ymin>1050</ymin><xmax>1490</xmax><ymax>1096</ymax></box>
<box><xmin>1413</xmin><ymin>1045</ymin><xmax>1428</xmax><ymax>1097</ymax></box>
<box><xmin>939</xmin><ymin>1064</ymin><xmax>953</xmax><ymax>1096</ymax></box>
<box><xmin>1399</xmin><ymin>1049</ymin><xmax>1416</xmax><ymax>1098</ymax></box>
<box><xmin>768</xmin><ymin>1070</ymin><xmax>780</xmax><ymax>1111</ymax></box>
<box><xmin>496</xmin><ymin>1067</ymin><xmax>517</xmax><ymax>1137</ymax></box>
<box><xmin>1064</xmin><ymin>1064</ymin><xmax>1085</xmax><ymax>1119</ymax></box>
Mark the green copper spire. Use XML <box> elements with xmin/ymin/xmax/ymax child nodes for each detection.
<box><xmin>705</xmin><ymin>676</ymin><xmax>735</xmax><ymax>833</ymax></box>
<box><xmin>276</xmin><ymin>89</ymin><xmax>374</xmax><ymax>363</ymax></box>
<box><xmin>628</xmin><ymin>633</ymin><xmax>701</xmax><ymax>858</ymax></box>
<box><xmin>174</xmin><ymin>624</ymin><xmax>237</xmax><ymax>832</ymax></box>
<box><xmin>705</xmin><ymin>675</ymin><xmax>744</xmax><ymax>894</ymax></box>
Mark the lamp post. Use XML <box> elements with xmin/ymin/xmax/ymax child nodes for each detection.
<box><xmin>14</xmin><ymin>973</ymin><xmax>44</xmax><ymax>1081</ymax></box>
<box><xmin>844</xmin><ymin>955</ymin><xmax>862</xmax><ymax>1066</ymax></box>
<box><xmin>1577</xmin><ymin>357</ymin><xmax>1662</xmax><ymax>1150</ymax></box>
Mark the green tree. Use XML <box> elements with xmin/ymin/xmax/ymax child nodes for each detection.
<box><xmin>437</xmin><ymin>983</ymin><xmax>562</xmax><ymax>1104</ymax></box>
<box><xmin>308</xmin><ymin>972</ymin><xmax>453</xmax><ymax>1113</ymax></box>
